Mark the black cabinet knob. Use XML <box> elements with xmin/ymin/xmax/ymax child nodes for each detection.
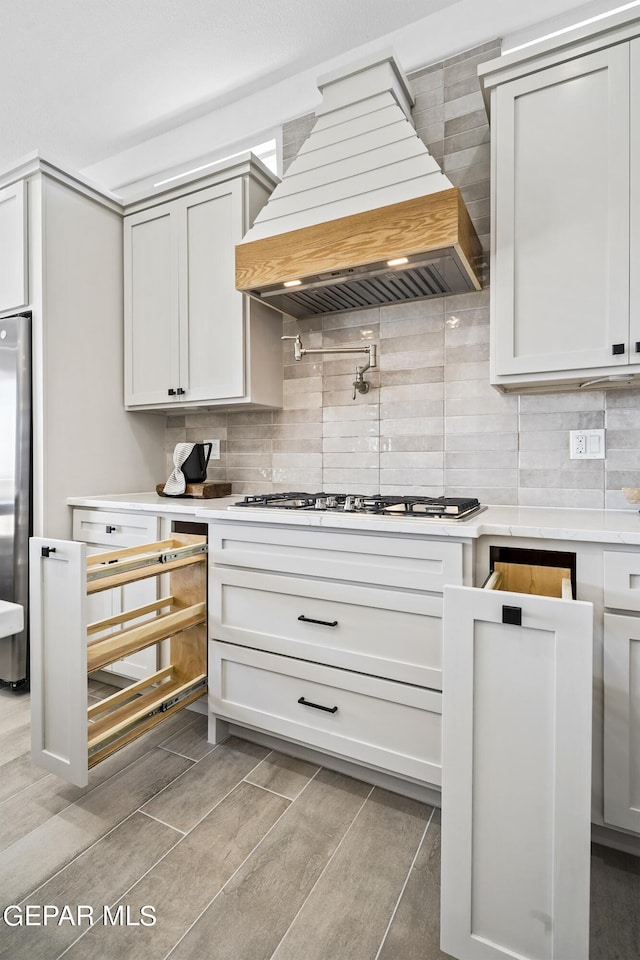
<box><xmin>635</xmin><ymin>342</ymin><xmax>640</xmax><ymax>353</ymax></box>
<box><xmin>105</xmin><ymin>525</ymin><xmax>116</xmax><ymax>533</ymax></box>
<box><xmin>168</xmin><ymin>388</ymin><xmax>176</xmax><ymax>396</ymax></box>
<box><xmin>176</xmin><ymin>387</ymin><xmax>185</xmax><ymax>396</ymax></box>
<box><xmin>612</xmin><ymin>343</ymin><xmax>625</xmax><ymax>355</ymax></box>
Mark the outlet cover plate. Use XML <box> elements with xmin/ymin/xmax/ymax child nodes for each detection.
<box><xmin>570</xmin><ymin>429</ymin><xmax>605</xmax><ymax>460</ymax></box>
<box><xmin>206</xmin><ymin>439</ymin><xmax>221</xmax><ymax>460</ymax></box>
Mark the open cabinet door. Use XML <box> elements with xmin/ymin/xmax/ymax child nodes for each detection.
<box><xmin>440</xmin><ymin>583</ymin><xmax>593</xmax><ymax>960</ymax></box>
<box><xmin>30</xmin><ymin>537</ymin><xmax>89</xmax><ymax>787</ymax></box>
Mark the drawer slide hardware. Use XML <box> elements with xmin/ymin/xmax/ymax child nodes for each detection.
<box><xmin>87</xmin><ymin>541</ymin><xmax>207</xmax><ymax>583</ymax></box>
<box><xmin>88</xmin><ymin>674</ymin><xmax>207</xmax><ymax>761</ymax></box>
<box><xmin>298</xmin><ymin>695</ymin><xmax>338</xmax><ymax>714</ymax></box>
<box><xmin>298</xmin><ymin>615</ymin><xmax>338</xmax><ymax>627</ymax></box>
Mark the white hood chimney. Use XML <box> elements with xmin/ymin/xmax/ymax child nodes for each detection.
<box><xmin>236</xmin><ymin>55</ymin><xmax>482</xmax><ymax>319</ymax></box>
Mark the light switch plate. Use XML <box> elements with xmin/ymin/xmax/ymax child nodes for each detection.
<box><xmin>570</xmin><ymin>429</ymin><xmax>605</xmax><ymax>459</ymax></box>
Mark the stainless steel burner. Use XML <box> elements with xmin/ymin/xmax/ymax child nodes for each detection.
<box><xmin>233</xmin><ymin>492</ymin><xmax>484</xmax><ymax>520</ymax></box>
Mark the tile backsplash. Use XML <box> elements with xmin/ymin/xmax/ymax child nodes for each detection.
<box><xmin>165</xmin><ymin>39</ymin><xmax>640</xmax><ymax>511</ymax></box>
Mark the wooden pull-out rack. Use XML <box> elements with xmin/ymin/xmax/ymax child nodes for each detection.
<box><xmin>30</xmin><ymin>533</ymin><xmax>208</xmax><ymax>786</ymax></box>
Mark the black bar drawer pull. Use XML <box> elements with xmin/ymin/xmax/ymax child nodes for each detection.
<box><xmin>502</xmin><ymin>605</ymin><xmax>522</xmax><ymax>626</ymax></box>
<box><xmin>612</xmin><ymin>343</ymin><xmax>625</xmax><ymax>355</ymax></box>
<box><xmin>298</xmin><ymin>614</ymin><xmax>338</xmax><ymax>627</ymax></box>
<box><xmin>298</xmin><ymin>696</ymin><xmax>338</xmax><ymax>714</ymax></box>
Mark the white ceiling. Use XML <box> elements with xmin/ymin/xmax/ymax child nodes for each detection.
<box><xmin>1</xmin><ymin>0</ymin><xmax>630</xmax><ymax>189</ymax></box>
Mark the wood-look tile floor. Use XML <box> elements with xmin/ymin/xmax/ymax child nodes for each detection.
<box><xmin>0</xmin><ymin>682</ymin><xmax>638</xmax><ymax>960</ymax></box>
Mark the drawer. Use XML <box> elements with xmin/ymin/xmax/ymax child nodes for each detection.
<box><xmin>604</xmin><ymin>550</ymin><xmax>640</xmax><ymax>613</ymax></box>
<box><xmin>210</xmin><ymin>521</ymin><xmax>463</xmax><ymax>593</ymax></box>
<box><xmin>210</xmin><ymin>567</ymin><xmax>443</xmax><ymax>689</ymax></box>
<box><xmin>209</xmin><ymin>641</ymin><xmax>442</xmax><ymax>785</ymax></box>
<box><xmin>73</xmin><ymin>509</ymin><xmax>159</xmax><ymax>548</ymax></box>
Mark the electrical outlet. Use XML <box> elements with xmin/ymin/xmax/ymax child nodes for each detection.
<box><xmin>205</xmin><ymin>439</ymin><xmax>221</xmax><ymax>460</ymax></box>
<box><xmin>570</xmin><ymin>429</ymin><xmax>605</xmax><ymax>460</ymax></box>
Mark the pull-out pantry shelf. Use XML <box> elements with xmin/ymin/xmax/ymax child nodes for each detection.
<box><xmin>30</xmin><ymin>533</ymin><xmax>208</xmax><ymax>786</ymax></box>
<box><xmin>86</xmin><ymin>599</ymin><xmax>206</xmax><ymax>672</ymax></box>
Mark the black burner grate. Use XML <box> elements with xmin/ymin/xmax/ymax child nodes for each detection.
<box><xmin>234</xmin><ymin>492</ymin><xmax>482</xmax><ymax>519</ymax></box>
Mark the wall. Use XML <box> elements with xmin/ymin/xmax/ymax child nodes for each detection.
<box><xmin>165</xmin><ymin>39</ymin><xmax>640</xmax><ymax>511</ymax></box>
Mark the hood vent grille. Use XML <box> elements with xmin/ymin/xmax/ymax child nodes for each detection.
<box><xmin>236</xmin><ymin>56</ymin><xmax>482</xmax><ymax>318</ymax></box>
<box><xmin>276</xmin><ymin>266</ymin><xmax>446</xmax><ymax>315</ymax></box>
<box><xmin>257</xmin><ymin>251</ymin><xmax>471</xmax><ymax>319</ymax></box>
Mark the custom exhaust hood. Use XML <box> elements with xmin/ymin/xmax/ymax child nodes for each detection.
<box><xmin>235</xmin><ymin>55</ymin><xmax>483</xmax><ymax>320</ymax></box>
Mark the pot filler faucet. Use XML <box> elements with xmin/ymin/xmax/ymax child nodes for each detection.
<box><xmin>282</xmin><ymin>334</ymin><xmax>377</xmax><ymax>399</ymax></box>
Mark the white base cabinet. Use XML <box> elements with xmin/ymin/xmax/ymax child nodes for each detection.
<box><xmin>603</xmin><ymin>549</ymin><xmax>640</xmax><ymax>833</ymax></box>
<box><xmin>208</xmin><ymin>521</ymin><xmax>468</xmax><ymax>788</ymax></box>
<box><xmin>210</xmin><ymin>641</ymin><xmax>442</xmax><ymax>784</ymax></box>
<box><xmin>440</xmin><ymin>572</ymin><xmax>593</xmax><ymax>960</ymax></box>
<box><xmin>603</xmin><ymin>613</ymin><xmax>640</xmax><ymax>833</ymax></box>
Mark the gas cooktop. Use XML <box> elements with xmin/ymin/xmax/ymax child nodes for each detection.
<box><xmin>233</xmin><ymin>492</ymin><xmax>485</xmax><ymax>521</ymax></box>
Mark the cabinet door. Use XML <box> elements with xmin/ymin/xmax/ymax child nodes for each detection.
<box><xmin>440</xmin><ymin>584</ymin><xmax>593</xmax><ymax>960</ymax></box>
<box><xmin>124</xmin><ymin>204</ymin><xmax>180</xmax><ymax>406</ymax></box>
<box><xmin>629</xmin><ymin>39</ymin><xmax>640</xmax><ymax>361</ymax></box>
<box><xmin>492</xmin><ymin>45</ymin><xmax>630</xmax><ymax>378</ymax></box>
<box><xmin>0</xmin><ymin>181</ymin><xmax>28</xmax><ymax>312</ymax></box>
<box><xmin>30</xmin><ymin>537</ymin><xmax>88</xmax><ymax>787</ymax></box>
<box><xmin>178</xmin><ymin>180</ymin><xmax>245</xmax><ymax>402</ymax></box>
<box><xmin>603</xmin><ymin>612</ymin><xmax>640</xmax><ymax>833</ymax></box>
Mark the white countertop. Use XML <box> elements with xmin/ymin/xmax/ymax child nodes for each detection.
<box><xmin>0</xmin><ymin>600</ymin><xmax>23</xmax><ymax>639</ymax></box>
<box><xmin>69</xmin><ymin>492</ymin><xmax>640</xmax><ymax>545</ymax></box>
<box><xmin>68</xmin><ymin>491</ymin><xmax>208</xmax><ymax>516</ymax></box>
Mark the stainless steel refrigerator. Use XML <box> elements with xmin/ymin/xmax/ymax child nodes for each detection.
<box><xmin>0</xmin><ymin>313</ymin><xmax>30</xmax><ymax>686</ymax></box>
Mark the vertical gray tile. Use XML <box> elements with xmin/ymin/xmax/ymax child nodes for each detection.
<box><xmin>377</xmin><ymin>808</ymin><xmax>453</xmax><ymax>960</ymax></box>
<box><xmin>590</xmin><ymin>842</ymin><xmax>640</xmax><ymax>958</ymax></box>
<box><xmin>61</xmin><ymin>781</ymin><xmax>290</xmax><ymax>960</ymax></box>
<box><xmin>0</xmin><ymin>813</ymin><xmax>179</xmax><ymax>960</ymax></box>
<box><xmin>271</xmin><ymin>789</ymin><xmax>431</xmax><ymax>960</ymax></box>
<box><xmin>167</xmin><ymin>769</ymin><xmax>371</xmax><ymax>960</ymax></box>
<box><xmin>244</xmin><ymin>752</ymin><xmax>321</xmax><ymax>799</ymax></box>
<box><xmin>0</xmin><ymin>748</ymin><xmax>193</xmax><ymax>908</ymax></box>
<box><xmin>141</xmin><ymin>737</ymin><xmax>269</xmax><ymax>832</ymax></box>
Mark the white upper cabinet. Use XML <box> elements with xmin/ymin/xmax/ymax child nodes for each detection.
<box><xmin>481</xmin><ymin>21</ymin><xmax>640</xmax><ymax>392</ymax></box>
<box><xmin>0</xmin><ymin>180</ymin><xmax>28</xmax><ymax>313</ymax></box>
<box><xmin>123</xmin><ymin>157</ymin><xmax>283</xmax><ymax>411</ymax></box>
<box><xmin>629</xmin><ymin>38</ymin><xmax>640</xmax><ymax>362</ymax></box>
<box><xmin>125</xmin><ymin>203</ymin><xmax>177</xmax><ymax>406</ymax></box>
